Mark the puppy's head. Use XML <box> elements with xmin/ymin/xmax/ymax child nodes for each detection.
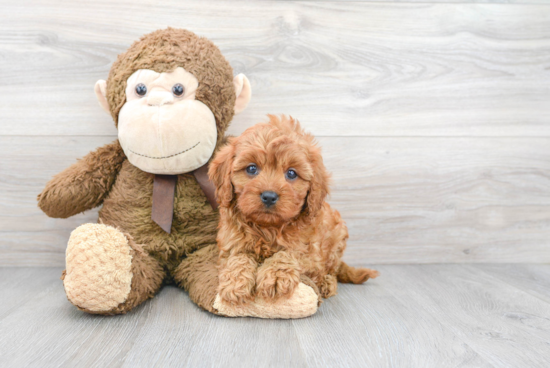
<box><xmin>209</xmin><ymin>115</ymin><xmax>330</xmax><ymax>227</ymax></box>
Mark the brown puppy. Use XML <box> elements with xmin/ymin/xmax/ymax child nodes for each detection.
<box><xmin>209</xmin><ymin>115</ymin><xmax>379</xmax><ymax>306</ymax></box>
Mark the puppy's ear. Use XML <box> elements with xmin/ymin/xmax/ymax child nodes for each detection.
<box><xmin>208</xmin><ymin>140</ymin><xmax>236</xmax><ymax>208</ymax></box>
<box><xmin>305</xmin><ymin>144</ymin><xmax>330</xmax><ymax>216</ymax></box>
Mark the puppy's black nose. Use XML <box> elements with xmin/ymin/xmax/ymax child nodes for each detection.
<box><xmin>260</xmin><ymin>191</ymin><xmax>279</xmax><ymax>207</ymax></box>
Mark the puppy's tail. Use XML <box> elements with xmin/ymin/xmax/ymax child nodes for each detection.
<box><xmin>337</xmin><ymin>262</ymin><xmax>379</xmax><ymax>284</ymax></box>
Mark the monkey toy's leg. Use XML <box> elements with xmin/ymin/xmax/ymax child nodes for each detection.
<box><xmin>172</xmin><ymin>244</ymin><xmax>220</xmax><ymax>312</ymax></box>
<box><xmin>173</xmin><ymin>244</ymin><xmax>321</xmax><ymax>319</ymax></box>
<box><xmin>62</xmin><ymin>224</ymin><xmax>165</xmax><ymax>315</ymax></box>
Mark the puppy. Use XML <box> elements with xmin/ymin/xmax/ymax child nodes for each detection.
<box><xmin>209</xmin><ymin>115</ymin><xmax>378</xmax><ymax>305</ymax></box>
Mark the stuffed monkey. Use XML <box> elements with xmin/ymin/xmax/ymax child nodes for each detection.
<box><xmin>38</xmin><ymin>28</ymin><xmax>319</xmax><ymax>318</ymax></box>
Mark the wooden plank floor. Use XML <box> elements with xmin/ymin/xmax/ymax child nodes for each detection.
<box><xmin>0</xmin><ymin>265</ymin><xmax>549</xmax><ymax>367</ymax></box>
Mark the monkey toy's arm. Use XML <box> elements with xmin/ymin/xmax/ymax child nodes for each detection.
<box><xmin>37</xmin><ymin>140</ymin><xmax>126</xmax><ymax>218</ymax></box>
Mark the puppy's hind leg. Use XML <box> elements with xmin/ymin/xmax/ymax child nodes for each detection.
<box><xmin>319</xmin><ymin>274</ymin><xmax>338</xmax><ymax>299</ymax></box>
<box><xmin>337</xmin><ymin>262</ymin><xmax>379</xmax><ymax>284</ymax></box>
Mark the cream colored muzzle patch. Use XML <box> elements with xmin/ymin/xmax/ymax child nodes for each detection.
<box><xmin>213</xmin><ymin>283</ymin><xmax>319</xmax><ymax>319</ymax></box>
<box><xmin>118</xmin><ymin>100</ymin><xmax>217</xmax><ymax>175</ymax></box>
<box><xmin>64</xmin><ymin>224</ymin><xmax>133</xmax><ymax>313</ymax></box>
<box><xmin>116</xmin><ymin>67</ymin><xmax>217</xmax><ymax>175</ymax></box>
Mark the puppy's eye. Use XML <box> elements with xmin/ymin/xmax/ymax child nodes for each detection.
<box><xmin>172</xmin><ymin>83</ymin><xmax>184</xmax><ymax>96</ymax></box>
<box><xmin>135</xmin><ymin>83</ymin><xmax>147</xmax><ymax>96</ymax></box>
<box><xmin>286</xmin><ymin>169</ymin><xmax>298</xmax><ymax>180</ymax></box>
<box><xmin>246</xmin><ymin>164</ymin><xmax>258</xmax><ymax>176</ymax></box>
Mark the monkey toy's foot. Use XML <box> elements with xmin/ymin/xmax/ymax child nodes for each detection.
<box><xmin>62</xmin><ymin>223</ymin><xmax>164</xmax><ymax>315</ymax></box>
<box><xmin>175</xmin><ymin>245</ymin><xmax>320</xmax><ymax>319</ymax></box>
<box><xmin>63</xmin><ymin>224</ymin><xmax>133</xmax><ymax>313</ymax></box>
<box><xmin>213</xmin><ymin>281</ymin><xmax>320</xmax><ymax>319</ymax></box>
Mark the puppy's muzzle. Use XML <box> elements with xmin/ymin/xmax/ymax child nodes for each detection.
<box><xmin>260</xmin><ymin>191</ymin><xmax>279</xmax><ymax>208</ymax></box>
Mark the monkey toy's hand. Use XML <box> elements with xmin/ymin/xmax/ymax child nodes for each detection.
<box><xmin>38</xmin><ymin>140</ymin><xmax>125</xmax><ymax>218</ymax></box>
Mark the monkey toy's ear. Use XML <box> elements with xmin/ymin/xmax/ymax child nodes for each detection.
<box><xmin>233</xmin><ymin>74</ymin><xmax>251</xmax><ymax>115</ymax></box>
<box><xmin>94</xmin><ymin>80</ymin><xmax>111</xmax><ymax>114</ymax></box>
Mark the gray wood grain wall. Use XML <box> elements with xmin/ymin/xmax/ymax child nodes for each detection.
<box><xmin>1</xmin><ymin>0</ymin><xmax>549</xmax><ymax>266</ymax></box>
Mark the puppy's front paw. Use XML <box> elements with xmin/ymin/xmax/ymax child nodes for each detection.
<box><xmin>218</xmin><ymin>282</ymin><xmax>255</xmax><ymax>306</ymax></box>
<box><xmin>217</xmin><ymin>257</ymin><xmax>256</xmax><ymax>306</ymax></box>
<box><xmin>256</xmin><ymin>264</ymin><xmax>300</xmax><ymax>301</ymax></box>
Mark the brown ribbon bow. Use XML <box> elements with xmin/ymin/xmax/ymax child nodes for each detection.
<box><xmin>151</xmin><ymin>163</ymin><xmax>218</xmax><ymax>233</ymax></box>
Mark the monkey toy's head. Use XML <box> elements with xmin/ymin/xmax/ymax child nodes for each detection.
<box><xmin>94</xmin><ymin>28</ymin><xmax>251</xmax><ymax>175</ymax></box>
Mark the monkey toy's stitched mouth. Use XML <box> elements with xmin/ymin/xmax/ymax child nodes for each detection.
<box><xmin>128</xmin><ymin>142</ymin><xmax>200</xmax><ymax>159</ymax></box>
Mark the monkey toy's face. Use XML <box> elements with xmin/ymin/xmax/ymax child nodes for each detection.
<box><xmin>119</xmin><ymin>67</ymin><xmax>216</xmax><ymax>174</ymax></box>
<box><xmin>95</xmin><ymin>67</ymin><xmax>250</xmax><ymax>175</ymax></box>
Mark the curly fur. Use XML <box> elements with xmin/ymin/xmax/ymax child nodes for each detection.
<box><xmin>209</xmin><ymin>115</ymin><xmax>379</xmax><ymax>305</ymax></box>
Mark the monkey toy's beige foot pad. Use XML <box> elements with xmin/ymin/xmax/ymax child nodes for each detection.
<box><xmin>213</xmin><ymin>283</ymin><xmax>319</xmax><ymax>319</ymax></box>
<box><xmin>64</xmin><ymin>223</ymin><xmax>133</xmax><ymax>313</ymax></box>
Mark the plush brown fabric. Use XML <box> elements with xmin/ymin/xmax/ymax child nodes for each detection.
<box><xmin>108</xmin><ymin>237</ymin><xmax>166</xmax><ymax>315</ymax></box>
<box><xmin>38</xmin><ymin>28</ymin><xmax>237</xmax><ymax>315</ymax></box>
<box><xmin>37</xmin><ymin>140</ymin><xmax>126</xmax><ymax>218</ymax></box>
<box><xmin>106</xmin><ymin>28</ymin><xmax>236</xmax><ymax>148</ymax></box>
<box><xmin>97</xmin><ymin>160</ymin><xmax>219</xmax><ymax>270</ymax></box>
<box><xmin>172</xmin><ymin>244</ymin><xmax>220</xmax><ymax>313</ymax></box>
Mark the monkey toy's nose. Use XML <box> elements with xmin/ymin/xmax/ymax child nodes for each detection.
<box><xmin>147</xmin><ymin>91</ymin><xmax>174</xmax><ymax>106</ymax></box>
<box><xmin>260</xmin><ymin>191</ymin><xmax>279</xmax><ymax>207</ymax></box>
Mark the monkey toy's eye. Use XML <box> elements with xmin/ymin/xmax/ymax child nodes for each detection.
<box><xmin>135</xmin><ymin>83</ymin><xmax>147</xmax><ymax>96</ymax></box>
<box><xmin>286</xmin><ymin>169</ymin><xmax>298</xmax><ymax>180</ymax></box>
<box><xmin>246</xmin><ymin>164</ymin><xmax>258</xmax><ymax>176</ymax></box>
<box><xmin>172</xmin><ymin>83</ymin><xmax>185</xmax><ymax>97</ymax></box>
